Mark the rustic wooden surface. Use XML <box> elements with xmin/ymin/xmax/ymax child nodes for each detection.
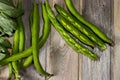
<box><xmin>0</xmin><ymin>0</ymin><xmax>117</xmax><ymax>80</ymax></box>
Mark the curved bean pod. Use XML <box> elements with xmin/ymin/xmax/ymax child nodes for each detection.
<box><xmin>64</xmin><ymin>0</ymin><xmax>113</xmax><ymax>45</ymax></box>
<box><xmin>57</xmin><ymin>14</ymin><xmax>95</xmax><ymax>48</ymax></box>
<box><xmin>31</xmin><ymin>2</ymin><xmax>52</xmax><ymax>77</ymax></box>
<box><xmin>54</xmin><ymin>4</ymin><xmax>107</xmax><ymax>50</ymax></box>
<box><xmin>45</xmin><ymin>0</ymin><xmax>98</xmax><ymax>60</ymax></box>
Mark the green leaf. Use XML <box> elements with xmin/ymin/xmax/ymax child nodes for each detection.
<box><xmin>0</xmin><ymin>0</ymin><xmax>14</xmax><ymax>7</ymax></box>
<box><xmin>0</xmin><ymin>1</ymin><xmax>14</xmax><ymax>10</ymax></box>
<box><xmin>2</xmin><ymin>8</ymin><xmax>24</xmax><ymax>18</ymax></box>
<box><xmin>0</xmin><ymin>53</ymin><xmax>6</xmax><ymax>61</ymax></box>
<box><xmin>0</xmin><ymin>27</ymin><xmax>5</xmax><ymax>36</ymax></box>
<box><xmin>0</xmin><ymin>37</ymin><xmax>12</xmax><ymax>48</ymax></box>
<box><xmin>0</xmin><ymin>13</ymin><xmax>17</xmax><ymax>36</ymax></box>
<box><xmin>0</xmin><ymin>45</ymin><xmax>8</xmax><ymax>60</ymax></box>
<box><xmin>0</xmin><ymin>1</ymin><xmax>24</xmax><ymax>18</ymax></box>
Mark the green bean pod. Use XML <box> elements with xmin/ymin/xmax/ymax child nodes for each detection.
<box><xmin>55</xmin><ymin>4</ymin><xmax>107</xmax><ymax>50</ymax></box>
<box><xmin>17</xmin><ymin>0</ymin><xmax>25</xmax><ymax>70</ymax></box>
<box><xmin>57</xmin><ymin>14</ymin><xmax>95</xmax><ymax>48</ymax></box>
<box><xmin>45</xmin><ymin>0</ymin><xmax>98</xmax><ymax>60</ymax></box>
<box><xmin>22</xmin><ymin>5</ymin><xmax>34</xmax><ymax>68</ymax></box>
<box><xmin>11</xmin><ymin>27</ymin><xmax>20</xmax><ymax>80</ymax></box>
<box><xmin>8</xmin><ymin>62</ymin><xmax>13</xmax><ymax>77</ymax></box>
<box><xmin>22</xmin><ymin>56</ymin><xmax>32</xmax><ymax>68</ymax></box>
<box><xmin>31</xmin><ymin>2</ymin><xmax>52</xmax><ymax>77</ymax></box>
<box><xmin>0</xmin><ymin>26</ymin><xmax>51</xmax><ymax>66</ymax></box>
<box><xmin>0</xmin><ymin>47</ymin><xmax>32</xmax><ymax>65</ymax></box>
<box><xmin>64</xmin><ymin>0</ymin><xmax>113</xmax><ymax>45</ymax></box>
<box><xmin>39</xmin><ymin>3</ymin><xmax>51</xmax><ymax>47</ymax></box>
<box><xmin>17</xmin><ymin>4</ymin><xmax>25</xmax><ymax>53</ymax></box>
<box><xmin>23</xmin><ymin>2</ymin><xmax>51</xmax><ymax>70</ymax></box>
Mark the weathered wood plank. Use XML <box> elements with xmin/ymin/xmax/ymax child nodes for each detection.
<box><xmin>0</xmin><ymin>0</ymin><xmax>115</xmax><ymax>80</ymax></box>
<box><xmin>78</xmin><ymin>0</ymin><xmax>83</xmax><ymax>80</ymax></box>
<box><xmin>82</xmin><ymin>0</ymin><xmax>113</xmax><ymax>80</ymax></box>
<box><xmin>113</xmin><ymin>0</ymin><xmax>120</xmax><ymax>80</ymax></box>
<box><xmin>46</xmin><ymin>0</ymin><xmax>80</xmax><ymax>80</ymax></box>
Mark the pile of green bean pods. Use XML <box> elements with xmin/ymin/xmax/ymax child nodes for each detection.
<box><xmin>0</xmin><ymin>0</ymin><xmax>114</xmax><ymax>79</ymax></box>
<box><xmin>0</xmin><ymin>0</ymin><xmax>53</xmax><ymax>80</ymax></box>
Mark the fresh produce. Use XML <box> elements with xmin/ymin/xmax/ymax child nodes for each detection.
<box><xmin>17</xmin><ymin>0</ymin><xmax>25</xmax><ymax>53</ymax></box>
<box><xmin>31</xmin><ymin>2</ymin><xmax>52</xmax><ymax>76</ymax></box>
<box><xmin>45</xmin><ymin>0</ymin><xmax>98</xmax><ymax>60</ymax></box>
<box><xmin>0</xmin><ymin>13</ymin><xmax>17</xmax><ymax>36</ymax></box>
<box><xmin>16</xmin><ymin>0</ymin><xmax>25</xmax><ymax>69</ymax></box>
<box><xmin>23</xmin><ymin>2</ymin><xmax>51</xmax><ymax>68</ymax></box>
<box><xmin>10</xmin><ymin>0</ymin><xmax>25</xmax><ymax>80</ymax></box>
<box><xmin>0</xmin><ymin>1</ymin><xmax>52</xmax><ymax>78</ymax></box>
<box><xmin>0</xmin><ymin>37</ymin><xmax>11</xmax><ymax>60</ymax></box>
<box><xmin>31</xmin><ymin>1</ymin><xmax>41</xmax><ymax>76</ymax></box>
<box><xmin>11</xmin><ymin>28</ymin><xmax>20</xmax><ymax>80</ymax></box>
<box><xmin>64</xmin><ymin>0</ymin><xmax>113</xmax><ymax>45</ymax></box>
<box><xmin>0</xmin><ymin>0</ymin><xmax>23</xmax><ymax>62</ymax></box>
<box><xmin>0</xmin><ymin>0</ymin><xmax>23</xmax><ymax>36</ymax></box>
<box><xmin>57</xmin><ymin>14</ymin><xmax>95</xmax><ymax>48</ymax></box>
<box><xmin>0</xmin><ymin>47</ymin><xmax>32</xmax><ymax>65</ymax></box>
<box><xmin>22</xmin><ymin>3</ymin><xmax>34</xmax><ymax>68</ymax></box>
<box><xmin>0</xmin><ymin>0</ymin><xmax>114</xmax><ymax>79</ymax></box>
<box><xmin>0</xmin><ymin>0</ymin><xmax>23</xmax><ymax>18</ymax></box>
<box><xmin>0</xmin><ymin>37</ymin><xmax>11</xmax><ymax>48</ymax></box>
<box><xmin>0</xmin><ymin>2</ymin><xmax>52</xmax><ymax>66</ymax></box>
<box><xmin>54</xmin><ymin>4</ymin><xmax>107</xmax><ymax>50</ymax></box>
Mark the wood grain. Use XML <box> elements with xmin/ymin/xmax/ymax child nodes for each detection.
<box><xmin>46</xmin><ymin>0</ymin><xmax>80</xmax><ymax>80</ymax></box>
<box><xmin>0</xmin><ymin>0</ymin><xmax>115</xmax><ymax>80</ymax></box>
<box><xmin>82</xmin><ymin>0</ymin><xmax>113</xmax><ymax>80</ymax></box>
<box><xmin>21</xmin><ymin>0</ymin><xmax>46</xmax><ymax>80</ymax></box>
<box><xmin>113</xmin><ymin>0</ymin><xmax>120</xmax><ymax>80</ymax></box>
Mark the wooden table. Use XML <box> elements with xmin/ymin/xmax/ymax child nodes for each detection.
<box><xmin>0</xmin><ymin>0</ymin><xmax>120</xmax><ymax>80</ymax></box>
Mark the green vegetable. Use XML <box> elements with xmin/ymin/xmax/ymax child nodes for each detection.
<box><xmin>22</xmin><ymin>56</ymin><xmax>32</xmax><ymax>68</ymax></box>
<box><xmin>17</xmin><ymin>0</ymin><xmax>25</xmax><ymax>67</ymax></box>
<box><xmin>0</xmin><ymin>27</ymin><xmax>5</xmax><ymax>36</ymax></box>
<box><xmin>23</xmin><ymin>3</ymin><xmax>51</xmax><ymax>68</ymax></box>
<box><xmin>0</xmin><ymin>1</ymin><xmax>24</xmax><ymax>18</ymax></box>
<box><xmin>18</xmin><ymin>7</ymin><xmax>25</xmax><ymax>53</ymax></box>
<box><xmin>0</xmin><ymin>52</ymin><xmax>6</xmax><ymax>60</ymax></box>
<box><xmin>0</xmin><ymin>37</ymin><xmax>11</xmax><ymax>48</ymax></box>
<box><xmin>54</xmin><ymin>4</ymin><xmax>107</xmax><ymax>50</ymax></box>
<box><xmin>45</xmin><ymin>0</ymin><xmax>98</xmax><ymax>60</ymax></box>
<box><xmin>0</xmin><ymin>13</ymin><xmax>17</xmax><ymax>36</ymax></box>
<box><xmin>64</xmin><ymin>0</ymin><xmax>113</xmax><ymax>45</ymax></box>
<box><xmin>0</xmin><ymin>45</ymin><xmax>8</xmax><ymax>60</ymax></box>
<box><xmin>39</xmin><ymin>3</ymin><xmax>51</xmax><ymax>47</ymax></box>
<box><xmin>31</xmin><ymin>1</ymin><xmax>52</xmax><ymax>76</ymax></box>
<box><xmin>0</xmin><ymin>37</ymin><xmax>10</xmax><ymax>60</ymax></box>
<box><xmin>0</xmin><ymin>47</ymin><xmax>32</xmax><ymax>65</ymax></box>
<box><xmin>0</xmin><ymin>2</ymin><xmax>53</xmax><ymax>77</ymax></box>
<box><xmin>11</xmin><ymin>27</ymin><xmax>20</xmax><ymax>80</ymax></box>
<box><xmin>0</xmin><ymin>0</ymin><xmax>14</xmax><ymax>7</ymax></box>
<box><xmin>57</xmin><ymin>14</ymin><xmax>95</xmax><ymax>48</ymax></box>
<box><xmin>22</xmin><ymin>7</ymin><xmax>33</xmax><ymax>68</ymax></box>
<box><xmin>8</xmin><ymin>63</ymin><xmax>13</xmax><ymax>77</ymax></box>
<box><xmin>10</xmin><ymin>0</ymin><xmax>25</xmax><ymax>79</ymax></box>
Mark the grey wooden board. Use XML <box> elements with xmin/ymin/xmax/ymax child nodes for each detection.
<box><xmin>113</xmin><ymin>0</ymin><xmax>120</xmax><ymax>80</ymax></box>
<box><xmin>82</xmin><ymin>0</ymin><xmax>113</xmax><ymax>80</ymax></box>
<box><xmin>0</xmin><ymin>0</ymin><xmax>116</xmax><ymax>80</ymax></box>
